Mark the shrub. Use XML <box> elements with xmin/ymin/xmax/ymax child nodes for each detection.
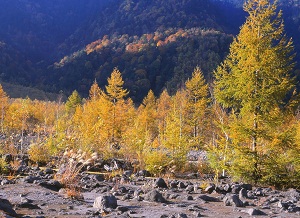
<box><xmin>144</xmin><ymin>149</ymin><xmax>171</xmax><ymax>176</ymax></box>
<box><xmin>0</xmin><ymin>157</ymin><xmax>8</xmax><ymax>174</ymax></box>
<box><xmin>28</xmin><ymin>143</ymin><xmax>51</xmax><ymax>165</ymax></box>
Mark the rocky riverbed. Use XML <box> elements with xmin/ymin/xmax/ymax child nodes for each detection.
<box><xmin>0</xmin><ymin>166</ymin><xmax>300</xmax><ymax>218</ymax></box>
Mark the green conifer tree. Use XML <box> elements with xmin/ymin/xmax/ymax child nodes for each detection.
<box><xmin>65</xmin><ymin>90</ymin><xmax>82</xmax><ymax>115</ymax></box>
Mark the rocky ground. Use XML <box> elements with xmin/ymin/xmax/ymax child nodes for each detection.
<box><xmin>0</xmin><ymin>157</ymin><xmax>299</xmax><ymax>218</ymax></box>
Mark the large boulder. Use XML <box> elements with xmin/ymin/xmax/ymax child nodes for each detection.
<box><xmin>93</xmin><ymin>194</ymin><xmax>118</xmax><ymax>210</ymax></box>
<box><xmin>0</xmin><ymin>198</ymin><xmax>18</xmax><ymax>217</ymax></box>
<box><xmin>223</xmin><ymin>194</ymin><xmax>244</xmax><ymax>207</ymax></box>
<box><xmin>245</xmin><ymin>208</ymin><xmax>266</xmax><ymax>216</ymax></box>
<box><xmin>144</xmin><ymin>190</ymin><xmax>166</xmax><ymax>203</ymax></box>
<box><xmin>154</xmin><ymin>178</ymin><xmax>168</xmax><ymax>189</ymax></box>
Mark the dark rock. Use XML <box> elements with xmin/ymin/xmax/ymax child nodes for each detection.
<box><xmin>134</xmin><ymin>189</ymin><xmax>144</xmax><ymax>198</ymax></box>
<box><xmin>23</xmin><ymin>175</ymin><xmax>41</xmax><ymax>183</ymax></box>
<box><xmin>93</xmin><ymin>194</ymin><xmax>118</xmax><ymax>209</ymax></box>
<box><xmin>0</xmin><ymin>198</ymin><xmax>18</xmax><ymax>217</ymax></box>
<box><xmin>118</xmin><ymin>186</ymin><xmax>127</xmax><ymax>194</ymax></box>
<box><xmin>144</xmin><ymin>190</ymin><xmax>166</xmax><ymax>203</ymax></box>
<box><xmin>185</xmin><ymin>185</ymin><xmax>194</xmax><ymax>193</ymax></box>
<box><xmin>123</xmin><ymin>170</ymin><xmax>133</xmax><ymax>177</ymax></box>
<box><xmin>215</xmin><ymin>185</ymin><xmax>225</xmax><ymax>194</ymax></box>
<box><xmin>246</xmin><ymin>208</ymin><xmax>266</xmax><ymax>216</ymax></box>
<box><xmin>269</xmin><ymin>197</ymin><xmax>279</xmax><ymax>203</ymax></box>
<box><xmin>117</xmin><ymin>206</ymin><xmax>129</xmax><ymax>213</ymax></box>
<box><xmin>231</xmin><ymin>184</ymin><xmax>242</xmax><ymax>194</ymax></box>
<box><xmin>278</xmin><ymin>200</ymin><xmax>289</xmax><ymax>209</ymax></box>
<box><xmin>198</xmin><ymin>194</ymin><xmax>219</xmax><ymax>202</ymax></box>
<box><xmin>121</xmin><ymin>194</ymin><xmax>131</xmax><ymax>200</ymax></box>
<box><xmin>135</xmin><ymin>195</ymin><xmax>143</xmax><ymax>201</ymax></box>
<box><xmin>254</xmin><ymin>188</ymin><xmax>264</xmax><ymax>196</ymax></box>
<box><xmin>178</xmin><ymin>181</ymin><xmax>187</xmax><ymax>189</ymax></box>
<box><xmin>18</xmin><ymin>199</ymin><xmax>41</xmax><ymax>209</ymax></box>
<box><xmin>176</xmin><ymin>204</ymin><xmax>187</xmax><ymax>207</ymax></box>
<box><xmin>288</xmin><ymin>205</ymin><xmax>300</xmax><ymax>213</ymax></box>
<box><xmin>239</xmin><ymin>188</ymin><xmax>248</xmax><ymax>199</ymax></box>
<box><xmin>177</xmin><ymin>213</ymin><xmax>188</xmax><ymax>218</ymax></box>
<box><xmin>204</xmin><ymin>183</ymin><xmax>215</xmax><ymax>194</ymax></box>
<box><xmin>169</xmin><ymin>194</ymin><xmax>180</xmax><ymax>199</ymax></box>
<box><xmin>44</xmin><ymin>168</ymin><xmax>53</xmax><ymax>174</ymax></box>
<box><xmin>223</xmin><ymin>194</ymin><xmax>244</xmax><ymax>207</ymax></box>
<box><xmin>286</xmin><ymin>189</ymin><xmax>300</xmax><ymax>201</ymax></box>
<box><xmin>3</xmin><ymin>154</ymin><xmax>12</xmax><ymax>163</ymax></box>
<box><xmin>39</xmin><ymin>179</ymin><xmax>62</xmax><ymax>191</ymax></box>
<box><xmin>169</xmin><ymin>180</ymin><xmax>179</xmax><ymax>189</ymax></box>
<box><xmin>155</xmin><ymin>178</ymin><xmax>168</xmax><ymax>189</ymax></box>
<box><xmin>93</xmin><ymin>174</ymin><xmax>105</xmax><ymax>182</ymax></box>
<box><xmin>188</xmin><ymin>204</ymin><xmax>204</xmax><ymax>211</ymax></box>
<box><xmin>223</xmin><ymin>183</ymin><xmax>231</xmax><ymax>192</ymax></box>
<box><xmin>187</xmin><ymin>195</ymin><xmax>193</xmax><ymax>200</ymax></box>
<box><xmin>1</xmin><ymin>179</ymin><xmax>12</xmax><ymax>185</ymax></box>
<box><xmin>137</xmin><ymin>170</ymin><xmax>151</xmax><ymax>177</ymax></box>
<box><xmin>193</xmin><ymin>211</ymin><xmax>202</xmax><ymax>217</ymax></box>
<box><xmin>240</xmin><ymin>183</ymin><xmax>252</xmax><ymax>190</ymax></box>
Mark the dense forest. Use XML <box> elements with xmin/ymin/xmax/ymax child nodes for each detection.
<box><xmin>1</xmin><ymin>0</ymin><xmax>300</xmax><ymax>102</ymax></box>
<box><xmin>0</xmin><ymin>0</ymin><xmax>300</xmax><ymax>189</ymax></box>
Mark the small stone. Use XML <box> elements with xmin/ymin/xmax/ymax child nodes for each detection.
<box><xmin>123</xmin><ymin>170</ymin><xmax>133</xmax><ymax>177</ymax></box>
<box><xmin>193</xmin><ymin>211</ymin><xmax>202</xmax><ymax>217</ymax></box>
<box><xmin>44</xmin><ymin>168</ymin><xmax>53</xmax><ymax>174</ymax></box>
<box><xmin>134</xmin><ymin>189</ymin><xmax>143</xmax><ymax>198</ymax></box>
<box><xmin>187</xmin><ymin>195</ymin><xmax>193</xmax><ymax>200</ymax></box>
<box><xmin>198</xmin><ymin>194</ymin><xmax>219</xmax><ymax>202</ymax></box>
<box><xmin>223</xmin><ymin>183</ymin><xmax>231</xmax><ymax>192</ymax></box>
<box><xmin>177</xmin><ymin>213</ymin><xmax>188</xmax><ymax>218</ymax></box>
<box><xmin>121</xmin><ymin>194</ymin><xmax>131</xmax><ymax>200</ymax></box>
<box><xmin>1</xmin><ymin>179</ymin><xmax>11</xmax><ymax>185</ymax></box>
<box><xmin>178</xmin><ymin>181</ymin><xmax>186</xmax><ymax>189</ymax></box>
<box><xmin>117</xmin><ymin>206</ymin><xmax>129</xmax><ymax>213</ymax></box>
<box><xmin>169</xmin><ymin>180</ymin><xmax>178</xmax><ymax>189</ymax></box>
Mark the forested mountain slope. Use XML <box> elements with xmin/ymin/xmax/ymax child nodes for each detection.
<box><xmin>0</xmin><ymin>0</ymin><xmax>299</xmax><ymax>101</ymax></box>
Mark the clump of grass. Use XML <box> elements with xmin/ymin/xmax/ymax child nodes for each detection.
<box><xmin>55</xmin><ymin>148</ymin><xmax>98</xmax><ymax>199</ymax></box>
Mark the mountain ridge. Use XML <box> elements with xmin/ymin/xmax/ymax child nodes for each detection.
<box><xmin>0</xmin><ymin>0</ymin><xmax>299</xmax><ymax>102</ymax></box>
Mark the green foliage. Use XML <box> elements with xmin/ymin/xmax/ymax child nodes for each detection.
<box><xmin>144</xmin><ymin>148</ymin><xmax>170</xmax><ymax>176</ymax></box>
<box><xmin>0</xmin><ymin>157</ymin><xmax>9</xmax><ymax>174</ymax></box>
<box><xmin>65</xmin><ymin>90</ymin><xmax>81</xmax><ymax>114</ymax></box>
<box><xmin>28</xmin><ymin>143</ymin><xmax>51</xmax><ymax>165</ymax></box>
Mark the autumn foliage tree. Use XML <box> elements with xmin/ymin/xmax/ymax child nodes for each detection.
<box><xmin>214</xmin><ymin>0</ymin><xmax>298</xmax><ymax>185</ymax></box>
<box><xmin>185</xmin><ymin>66</ymin><xmax>209</xmax><ymax>149</ymax></box>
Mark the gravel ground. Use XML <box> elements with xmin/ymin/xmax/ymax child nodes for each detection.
<box><xmin>0</xmin><ymin>174</ymin><xmax>299</xmax><ymax>218</ymax></box>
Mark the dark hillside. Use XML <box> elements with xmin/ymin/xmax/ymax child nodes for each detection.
<box><xmin>0</xmin><ymin>0</ymin><xmax>299</xmax><ymax>101</ymax></box>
